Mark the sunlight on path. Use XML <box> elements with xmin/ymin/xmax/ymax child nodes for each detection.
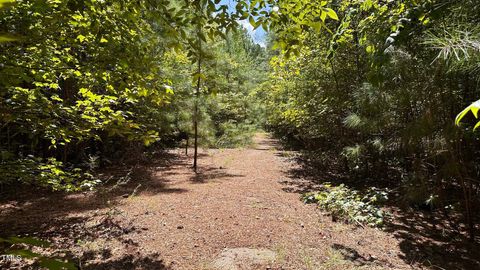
<box><xmin>117</xmin><ymin>133</ymin><xmax>407</xmax><ymax>269</ymax></box>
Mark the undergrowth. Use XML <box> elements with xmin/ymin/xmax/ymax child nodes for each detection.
<box><xmin>302</xmin><ymin>184</ymin><xmax>390</xmax><ymax>227</ymax></box>
<box><xmin>214</xmin><ymin>122</ymin><xmax>257</xmax><ymax>148</ymax></box>
<box><xmin>0</xmin><ymin>156</ymin><xmax>101</xmax><ymax>192</ymax></box>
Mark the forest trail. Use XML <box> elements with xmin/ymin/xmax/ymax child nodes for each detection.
<box><xmin>3</xmin><ymin>2</ymin><xmax>480</xmax><ymax>269</ymax></box>
<box><xmin>0</xmin><ymin>133</ymin><xmax>412</xmax><ymax>269</ymax></box>
<box><xmin>111</xmin><ymin>133</ymin><xmax>407</xmax><ymax>269</ymax></box>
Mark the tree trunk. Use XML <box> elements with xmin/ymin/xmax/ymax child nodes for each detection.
<box><xmin>193</xmin><ymin>39</ymin><xmax>202</xmax><ymax>173</ymax></box>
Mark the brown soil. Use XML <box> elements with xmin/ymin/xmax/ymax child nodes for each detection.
<box><xmin>1</xmin><ymin>133</ymin><xmax>478</xmax><ymax>269</ymax></box>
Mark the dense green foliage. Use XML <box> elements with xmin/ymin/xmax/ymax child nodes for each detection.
<box><xmin>166</xmin><ymin>29</ymin><xmax>268</xmax><ymax>149</ymax></box>
<box><xmin>263</xmin><ymin>0</ymin><xmax>480</xmax><ymax>238</ymax></box>
<box><xmin>1</xmin><ymin>0</ymin><xmax>173</xmax><ymax>190</ymax></box>
<box><xmin>0</xmin><ymin>0</ymin><xmax>270</xmax><ymax>190</ymax></box>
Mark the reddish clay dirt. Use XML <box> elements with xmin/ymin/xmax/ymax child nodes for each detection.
<box><xmin>2</xmin><ymin>134</ymin><xmax>476</xmax><ymax>269</ymax></box>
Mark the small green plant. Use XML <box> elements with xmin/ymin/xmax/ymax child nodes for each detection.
<box><xmin>0</xmin><ymin>236</ymin><xmax>76</xmax><ymax>269</ymax></box>
<box><xmin>302</xmin><ymin>184</ymin><xmax>389</xmax><ymax>227</ymax></box>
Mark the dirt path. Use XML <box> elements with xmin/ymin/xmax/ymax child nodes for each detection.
<box><xmin>0</xmin><ymin>133</ymin><xmax>413</xmax><ymax>269</ymax></box>
<box><xmin>111</xmin><ymin>133</ymin><xmax>407</xmax><ymax>269</ymax></box>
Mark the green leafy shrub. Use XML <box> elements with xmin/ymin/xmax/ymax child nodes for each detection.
<box><xmin>0</xmin><ymin>156</ymin><xmax>100</xmax><ymax>192</ymax></box>
<box><xmin>302</xmin><ymin>184</ymin><xmax>389</xmax><ymax>227</ymax></box>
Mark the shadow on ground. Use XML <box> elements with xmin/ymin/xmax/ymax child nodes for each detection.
<box><xmin>330</xmin><ymin>243</ymin><xmax>390</xmax><ymax>267</ymax></box>
<box><xmin>386</xmin><ymin>209</ymin><xmax>480</xmax><ymax>269</ymax></box>
<box><xmin>82</xmin><ymin>252</ymin><xmax>169</xmax><ymax>270</ymax></box>
<box><xmin>0</xmin><ymin>151</ymin><xmax>186</xmax><ymax>234</ymax></box>
<box><xmin>0</xmin><ymin>149</ymin><xmax>207</xmax><ymax>269</ymax></box>
<box><xmin>277</xmin><ymin>148</ymin><xmax>480</xmax><ymax>269</ymax></box>
<box><xmin>189</xmin><ymin>166</ymin><xmax>246</xmax><ymax>183</ymax></box>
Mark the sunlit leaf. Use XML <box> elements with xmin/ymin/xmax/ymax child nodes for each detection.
<box><xmin>0</xmin><ymin>0</ymin><xmax>15</xmax><ymax>9</ymax></box>
<box><xmin>324</xmin><ymin>8</ymin><xmax>338</xmax><ymax>21</ymax></box>
<box><xmin>39</xmin><ymin>258</ymin><xmax>77</xmax><ymax>270</ymax></box>
<box><xmin>0</xmin><ymin>34</ymin><xmax>17</xmax><ymax>42</ymax></box>
<box><xmin>4</xmin><ymin>236</ymin><xmax>52</xmax><ymax>248</ymax></box>
<box><xmin>455</xmin><ymin>100</ymin><xmax>480</xmax><ymax>126</ymax></box>
<box><xmin>76</xmin><ymin>34</ymin><xmax>86</xmax><ymax>42</ymax></box>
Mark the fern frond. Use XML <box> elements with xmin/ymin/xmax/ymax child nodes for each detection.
<box><xmin>344</xmin><ymin>113</ymin><xmax>363</xmax><ymax>128</ymax></box>
<box><xmin>342</xmin><ymin>144</ymin><xmax>363</xmax><ymax>160</ymax></box>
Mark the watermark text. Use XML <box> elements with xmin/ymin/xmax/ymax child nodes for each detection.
<box><xmin>0</xmin><ymin>254</ymin><xmax>22</xmax><ymax>262</ymax></box>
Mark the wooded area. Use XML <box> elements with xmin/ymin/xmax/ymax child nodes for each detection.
<box><xmin>1</xmin><ymin>0</ymin><xmax>479</xmax><ymax>269</ymax></box>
